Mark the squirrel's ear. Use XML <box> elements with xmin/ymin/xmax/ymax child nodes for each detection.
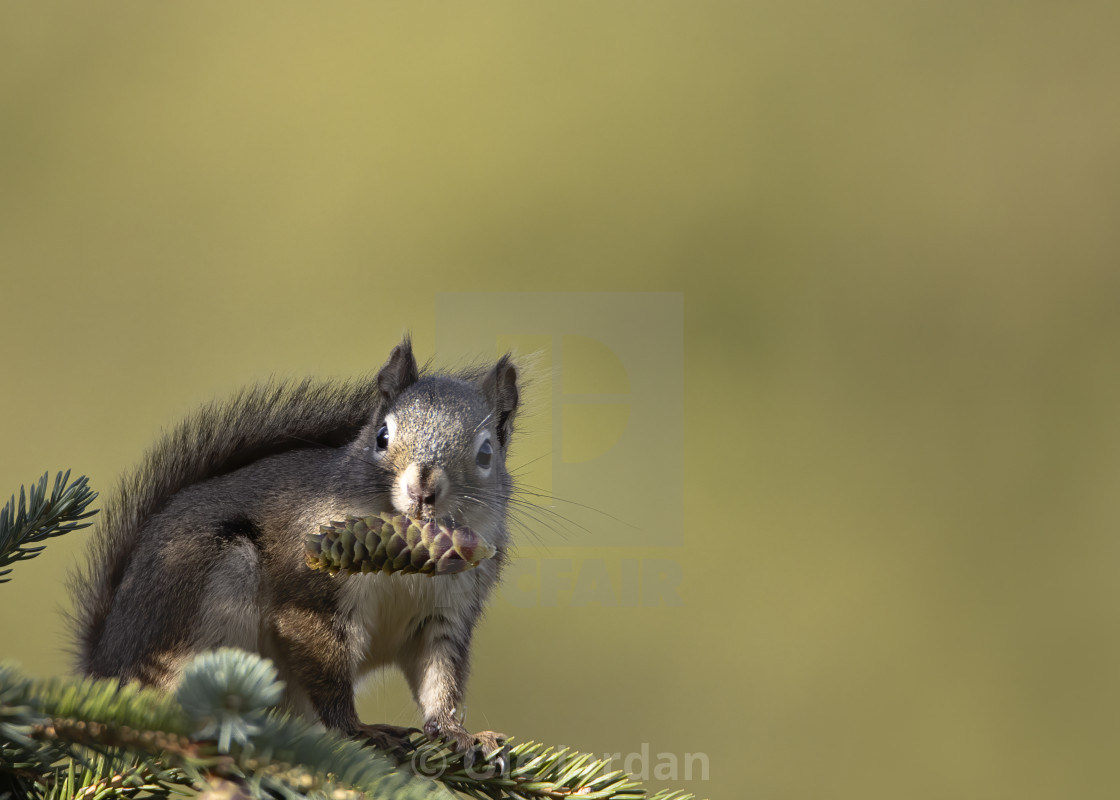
<box><xmin>482</xmin><ymin>354</ymin><xmax>519</xmax><ymax>450</ymax></box>
<box><xmin>377</xmin><ymin>337</ymin><xmax>419</xmax><ymax>406</ymax></box>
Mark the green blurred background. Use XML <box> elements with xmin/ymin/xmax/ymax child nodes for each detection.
<box><xmin>2</xmin><ymin>2</ymin><xmax>1118</xmax><ymax>798</ymax></box>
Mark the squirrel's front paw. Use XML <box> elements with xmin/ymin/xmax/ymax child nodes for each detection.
<box><xmin>423</xmin><ymin>718</ymin><xmax>508</xmax><ymax>771</ymax></box>
<box><xmin>354</xmin><ymin>722</ymin><xmax>421</xmax><ymax>763</ymax></box>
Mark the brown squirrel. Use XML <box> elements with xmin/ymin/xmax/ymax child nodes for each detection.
<box><xmin>68</xmin><ymin>338</ymin><xmax>519</xmax><ymax>761</ymax></box>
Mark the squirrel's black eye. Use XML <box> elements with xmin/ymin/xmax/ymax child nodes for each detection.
<box><xmin>375</xmin><ymin>425</ymin><xmax>389</xmax><ymax>451</ymax></box>
<box><xmin>476</xmin><ymin>439</ymin><xmax>492</xmax><ymax>469</ymax></box>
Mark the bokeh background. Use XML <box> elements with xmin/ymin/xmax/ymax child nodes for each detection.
<box><xmin>2</xmin><ymin>3</ymin><xmax>1118</xmax><ymax>798</ymax></box>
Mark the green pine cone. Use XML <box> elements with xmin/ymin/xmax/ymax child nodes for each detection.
<box><xmin>305</xmin><ymin>512</ymin><xmax>496</xmax><ymax>577</ymax></box>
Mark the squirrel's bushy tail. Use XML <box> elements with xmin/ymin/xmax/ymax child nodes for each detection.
<box><xmin>67</xmin><ymin>375</ymin><xmax>384</xmax><ymax>673</ymax></box>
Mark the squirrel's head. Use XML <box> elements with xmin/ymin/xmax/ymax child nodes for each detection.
<box><xmin>352</xmin><ymin>337</ymin><xmax>520</xmax><ymax>530</ymax></box>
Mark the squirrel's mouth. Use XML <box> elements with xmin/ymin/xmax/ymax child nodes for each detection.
<box><xmin>396</xmin><ymin>497</ymin><xmax>453</xmax><ymax>527</ymax></box>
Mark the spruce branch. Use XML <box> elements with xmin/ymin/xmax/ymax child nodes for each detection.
<box><xmin>175</xmin><ymin>651</ymin><xmax>449</xmax><ymax>799</ymax></box>
<box><xmin>176</xmin><ymin>649</ymin><xmax>285</xmax><ymax>752</ymax></box>
<box><xmin>405</xmin><ymin>737</ymin><xmax>700</xmax><ymax>800</ymax></box>
<box><xmin>36</xmin><ymin>752</ymin><xmax>182</xmax><ymax>800</ymax></box>
<box><xmin>27</xmin><ymin>673</ymin><xmax>191</xmax><ymax>739</ymax></box>
<box><xmin>0</xmin><ymin>654</ymin><xmax>452</xmax><ymax>800</ymax></box>
<box><xmin>0</xmin><ymin>471</ymin><xmax>98</xmax><ymax>583</ymax></box>
<box><xmin>2</xmin><ymin>653</ymin><xmax>704</xmax><ymax>800</ymax></box>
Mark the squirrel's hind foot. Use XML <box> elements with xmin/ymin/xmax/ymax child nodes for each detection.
<box><xmin>424</xmin><ymin>719</ymin><xmax>508</xmax><ymax>772</ymax></box>
<box><xmin>354</xmin><ymin>722</ymin><xmax>421</xmax><ymax>763</ymax></box>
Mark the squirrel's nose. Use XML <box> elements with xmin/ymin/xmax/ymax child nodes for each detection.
<box><xmin>407</xmin><ymin>482</ymin><xmax>440</xmax><ymax>506</ymax></box>
<box><xmin>405</xmin><ymin>465</ymin><xmax>446</xmax><ymax>507</ymax></box>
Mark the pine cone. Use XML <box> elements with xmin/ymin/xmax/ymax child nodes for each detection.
<box><xmin>305</xmin><ymin>513</ymin><xmax>496</xmax><ymax>577</ymax></box>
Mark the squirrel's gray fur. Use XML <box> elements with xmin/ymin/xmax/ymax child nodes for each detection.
<box><xmin>68</xmin><ymin>338</ymin><xmax>518</xmax><ymax>757</ymax></box>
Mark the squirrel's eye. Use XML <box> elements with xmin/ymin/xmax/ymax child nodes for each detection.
<box><xmin>375</xmin><ymin>425</ymin><xmax>390</xmax><ymax>451</ymax></box>
<box><xmin>476</xmin><ymin>439</ymin><xmax>492</xmax><ymax>469</ymax></box>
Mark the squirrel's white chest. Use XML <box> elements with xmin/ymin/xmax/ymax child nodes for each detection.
<box><xmin>341</xmin><ymin>573</ymin><xmax>465</xmax><ymax>668</ymax></box>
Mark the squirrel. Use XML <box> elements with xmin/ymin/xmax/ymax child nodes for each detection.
<box><xmin>68</xmin><ymin>337</ymin><xmax>520</xmax><ymax>761</ymax></box>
